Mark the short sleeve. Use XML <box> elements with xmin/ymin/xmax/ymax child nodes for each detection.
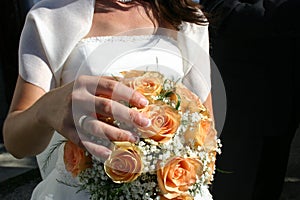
<box><xmin>18</xmin><ymin>0</ymin><xmax>95</xmax><ymax>92</ymax></box>
<box><xmin>178</xmin><ymin>22</ymin><xmax>211</xmax><ymax>103</ymax></box>
<box><xmin>19</xmin><ymin>11</ymin><xmax>54</xmax><ymax>92</ymax></box>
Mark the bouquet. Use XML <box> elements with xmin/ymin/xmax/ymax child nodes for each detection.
<box><xmin>63</xmin><ymin>70</ymin><xmax>221</xmax><ymax>200</ymax></box>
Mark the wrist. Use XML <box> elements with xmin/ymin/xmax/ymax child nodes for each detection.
<box><xmin>34</xmin><ymin>93</ymin><xmax>55</xmax><ymax>132</ymax></box>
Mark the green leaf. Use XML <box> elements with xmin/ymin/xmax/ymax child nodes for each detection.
<box><xmin>42</xmin><ymin>140</ymin><xmax>67</xmax><ymax>173</ymax></box>
<box><xmin>216</xmin><ymin>168</ymin><xmax>234</xmax><ymax>174</ymax></box>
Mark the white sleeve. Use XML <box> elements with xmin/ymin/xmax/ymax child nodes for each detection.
<box><xmin>19</xmin><ymin>10</ymin><xmax>54</xmax><ymax>92</ymax></box>
<box><xmin>18</xmin><ymin>0</ymin><xmax>94</xmax><ymax>92</ymax></box>
<box><xmin>178</xmin><ymin>22</ymin><xmax>211</xmax><ymax>103</ymax></box>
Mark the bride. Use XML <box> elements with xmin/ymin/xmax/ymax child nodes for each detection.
<box><xmin>3</xmin><ymin>0</ymin><xmax>215</xmax><ymax>199</ymax></box>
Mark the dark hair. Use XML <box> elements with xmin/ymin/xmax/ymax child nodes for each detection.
<box><xmin>145</xmin><ymin>0</ymin><xmax>208</xmax><ymax>30</ymax></box>
<box><xmin>95</xmin><ymin>0</ymin><xmax>208</xmax><ymax>30</ymax></box>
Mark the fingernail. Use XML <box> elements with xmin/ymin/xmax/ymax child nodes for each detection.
<box><xmin>139</xmin><ymin>98</ymin><xmax>149</xmax><ymax>107</ymax></box>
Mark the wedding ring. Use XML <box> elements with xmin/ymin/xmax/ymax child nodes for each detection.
<box><xmin>78</xmin><ymin>115</ymin><xmax>88</xmax><ymax>129</ymax></box>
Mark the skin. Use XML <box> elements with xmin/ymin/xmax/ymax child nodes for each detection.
<box><xmin>3</xmin><ymin>0</ymin><xmax>213</xmax><ymax>160</ymax></box>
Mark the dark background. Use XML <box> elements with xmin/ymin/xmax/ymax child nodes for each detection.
<box><xmin>0</xmin><ymin>0</ymin><xmax>39</xmax><ymax>143</ymax></box>
<box><xmin>0</xmin><ymin>1</ymin><xmax>299</xmax><ymax>199</ymax></box>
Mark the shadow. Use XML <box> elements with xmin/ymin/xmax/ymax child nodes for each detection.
<box><xmin>0</xmin><ymin>148</ymin><xmax>38</xmax><ymax>182</ymax></box>
<box><xmin>0</xmin><ymin>168</ymin><xmax>41</xmax><ymax>199</ymax></box>
<box><xmin>0</xmin><ymin>0</ymin><xmax>43</xmax><ymax>143</ymax></box>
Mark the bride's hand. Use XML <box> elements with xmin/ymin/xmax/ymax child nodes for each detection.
<box><xmin>39</xmin><ymin>75</ymin><xmax>149</xmax><ymax>159</ymax></box>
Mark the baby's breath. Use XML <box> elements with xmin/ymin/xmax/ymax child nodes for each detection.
<box><xmin>61</xmin><ymin>71</ymin><xmax>221</xmax><ymax>199</ymax></box>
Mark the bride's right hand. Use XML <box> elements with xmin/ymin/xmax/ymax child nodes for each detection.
<box><xmin>38</xmin><ymin>75</ymin><xmax>149</xmax><ymax>159</ymax></box>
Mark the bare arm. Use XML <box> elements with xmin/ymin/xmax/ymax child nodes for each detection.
<box><xmin>3</xmin><ymin>75</ymin><xmax>149</xmax><ymax>159</ymax></box>
<box><xmin>3</xmin><ymin>76</ymin><xmax>54</xmax><ymax>158</ymax></box>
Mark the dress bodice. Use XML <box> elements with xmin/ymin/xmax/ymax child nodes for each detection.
<box><xmin>32</xmin><ymin>34</ymin><xmax>213</xmax><ymax>200</ymax></box>
<box><xmin>37</xmin><ymin>34</ymin><xmax>186</xmax><ymax>181</ymax></box>
<box><xmin>61</xmin><ymin>35</ymin><xmax>185</xmax><ymax>86</ymax></box>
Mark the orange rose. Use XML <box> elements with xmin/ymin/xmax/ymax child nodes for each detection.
<box><xmin>120</xmin><ymin>70</ymin><xmax>146</xmax><ymax>78</ymax></box>
<box><xmin>121</xmin><ymin>71</ymin><xmax>164</xmax><ymax>103</ymax></box>
<box><xmin>160</xmin><ymin>194</ymin><xmax>194</xmax><ymax>200</ymax></box>
<box><xmin>104</xmin><ymin>142</ymin><xmax>143</xmax><ymax>183</ymax></box>
<box><xmin>185</xmin><ymin>121</ymin><xmax>218</xmax><ymax>184</ymax></box>
<box><xmin>137</xmin><ymin>104</ymin><xmax>180</xmax><ymax>143</ymax></box>
<box><xmin>63</xmin><ymin>140</ymin><xmax>92</xmax><ymax>177</ymax></box>
<box><xmin>184</xmin><ymin>119</ymin><xmax>212</xmax><ymax>148</ymax></box>
<box><xmin>157</xmin><ymin>157</ymin><xmax>203</xmax><ymax>199</ymax></box>
<box><xmin>175</xmin><ymin>84</ymin><xmax>203</xmax><ymax>113</ymax></box>
<box><xmin>120</xmin><ymin>70</ymin><xmax>146</xmax><ymax>90</ymax></box>
<box><xmin>133</xmin><ymin>72</ymin><xmax>163</xmax><ymax>99</ymax></box>
<box><xmin>203</xmin><ymin>124</ymin><xmax>218</xmax><ymax>152</ymax></box>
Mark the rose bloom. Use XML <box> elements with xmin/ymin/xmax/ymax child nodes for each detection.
<box><xmin>203</xmin><ymin>124</ymin><xmax>218</xmax><ymax>152</ymax></box>
<box><xmin>184</xmin><ymin>119</ymin><xmax>212</xmax><ymax>148</ymax></box>
<box><xmin>104</xmin><ymin>142</ymin><xmax>143</xmax><ymax>183</ymax></box>
<box><xmin>137</xmin><ymin>104</ymin><xmax>180</xmax><ymax>143</ymax></box>
<box><xmin>120</xmin><ymin>70</ymin><xmax>146</xmax><ymax>79</ymax></box>
<box><xmin>63</xmin><ymin>140</ymin><xmax>92</xmax><ymax>177</ymax></box>
<box><xmin>121</xmin><ymin>71</ymin><xmax>164</xmax><ymax>103</ymax></box>
<box><xmin>157</xmin><ymin>157</ymin><xmax>203</xmax><ymax>199</ymax></box>
<box><xmin>133</xmin><ymin>72</ymin><xmax>164</xmax><ymax>100</ymax></box>
<box><xmin>185</xmin><ymin>120</ymin><xmax>217</xmax><ymax>183</ymax></box>
<box><xmin>160</xmin><ymin>194</ymin><xmax>194</xmax><ymax>200</ymax></box>
<box><xmin>175</xmin><ymin>84</ymin><xmax>203</xmax><ymax>113</ymax></box>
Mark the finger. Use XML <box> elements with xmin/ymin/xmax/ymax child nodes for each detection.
<box><xmin>110</xmin><ymin>81</ymin><xmax>149</xmax><ymax>108</ymax></box>
<box><xmin>81</xmin><ymin>116</ymin><xmax>138</xmax><ymax>143</ymax></box>
<box><xmin>94</xmin><ymin>97</ymin><xmax>150</xmax><ymax>127</ymax></box>
<box><xmin>81</xmin><ymin>139</ymin><xmax>111</xmax><ymax>160</ymax></box>
<box><xmin>74</xmin><ymin>76</ymin><xmax>148</xmax><ymax>109</ymax></box>
<box><xmin>94</xmin><ymin>77</ymin><xmax>148</xmax><ymax>108</ymax></box>
<box><xmin>73</xmin><ymin>76</ymin><xmax>116</xmax><ymax>100</ymax></box>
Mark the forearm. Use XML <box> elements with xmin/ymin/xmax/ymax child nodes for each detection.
<box><xmin>4</xmin><ymin>75</ymin><xmax>151</xmax><ymax>160</ymax></box>
<box><xmin>3</xmin><ymin>97</ymin><xmax>55</xmax><ymax>159</ymax></box>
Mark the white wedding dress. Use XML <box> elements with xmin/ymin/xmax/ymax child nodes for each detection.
<box><xmin>30</xmin><ymin>34</ymin><xmax>213</xmax><ymax>200</ymax></box>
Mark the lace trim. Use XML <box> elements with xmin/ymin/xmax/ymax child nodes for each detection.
<box><xmin>78</xmin><ymin>34</ymin><xmax>177</xmax><ymax>46</ymax></box>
